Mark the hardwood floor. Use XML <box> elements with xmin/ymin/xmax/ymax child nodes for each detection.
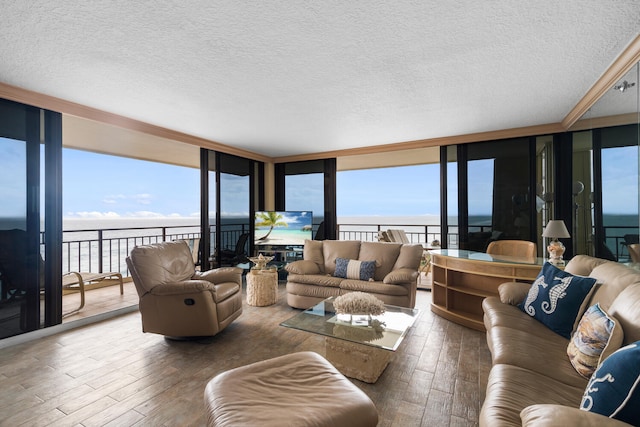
<box><xmin>1</xmin><ymin>275</ymin><xmax>492</xmax><ymax>427</ymax></box>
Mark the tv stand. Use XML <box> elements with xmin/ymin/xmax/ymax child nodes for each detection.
<box><xmin>254</xmin><ymin>245</ymin><xmax>303</xmax><ymax>266</ymax></box>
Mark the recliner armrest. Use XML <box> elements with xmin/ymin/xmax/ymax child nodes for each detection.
<box><xmin>383</xmin><ymin>268</ymin><xmax>418</xmax><ymax>285</ymax></box>
<box><xmin>521</xmin><ymin>404</ymin><xmax>634</xmax><ymax>426</ymax></box>
<box><xmin>149</xmin><ymin>280</ymin><xmax>215</xmax><ymax>296</ymax></box>
<box><xmin>194</xmin><ymin>267</ymin><xmax>243</xmax><ymax>284</ymax></box>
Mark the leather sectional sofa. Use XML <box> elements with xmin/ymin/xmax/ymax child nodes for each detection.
<box><xmin>480</xmin><ymin>255</ymin><xmax>640</xmax><ymax>426</ymax></box>
<box><xmin>285</xmin><ymin>239</ymin><xmax>423</xmax><ymax>309</ymax></box>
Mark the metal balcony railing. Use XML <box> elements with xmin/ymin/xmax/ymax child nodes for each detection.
<box><xmin>56</xmin><ymin>220</ymin><xmax>638</xmax><ymax>279</ymax></box>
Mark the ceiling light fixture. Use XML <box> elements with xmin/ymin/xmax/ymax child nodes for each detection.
<box><xmin>613</xmin><ymin>80</ymin><xmax>636</xmax><ymax>92</ymax></box>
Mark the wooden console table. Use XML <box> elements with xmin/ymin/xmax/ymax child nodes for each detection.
<box><xmin>430</xmin><ymin>249</ymin><xmax>545</xmax><ymax>331</ymax></box>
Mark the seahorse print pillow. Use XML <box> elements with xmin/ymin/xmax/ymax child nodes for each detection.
<box><xmin>519</xmin><ymin>262</ymin><xmax>597</xmax><ymax>339</ymax></box>
<box><xmin>580</xmin><ymin>341</ymin><xmax>640</xmax><ymax>425</ymax></box>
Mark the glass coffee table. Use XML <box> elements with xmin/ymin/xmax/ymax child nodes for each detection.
<box><xmin>281</xmin><ymin>296</ymin><xmax>419</xmax><ymax>383</ymax></box>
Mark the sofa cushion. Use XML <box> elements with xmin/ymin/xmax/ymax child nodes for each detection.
<box><xmin>322</xmin><ymin>240</ymin><xmax>361</xmax><ymax>275</ymax></box>
<box><xmin>286</xmin><ymin>260</ymin><xmax>322</xmax><ymax>275</ymax></box>
<box><xmin>580</xmin><ymin>341</ymin><xmax>640</xmax><ymax>425</ymax></box>
<box><xmin>303</xmin><ymin>239</ymin><xmax>325</xmax><ymax>273</ymax></box>
<box><xmin>287</xmin><ymin>273</ymin><xmax>343</xmax><ymax>288</ymax></box>
<box><xmin>587</xmin><ymin>261</ymin><xmax>640</xmax><ymax>312</ymax></box>
<box><xmin>519</xmin><ymin>262</ymin><xmax>597</xmax><ymax>339</ymax></box>
<box><xmin>480</xmin><ymin>364</ymin><xmax>585</xmax><ymax>427</ymax></box>
<box><xmin>392</xmin><ymin>244</ymin><xmax>423</xmax><ymax>270</ymax></box>
<box><xmin>340</xmin><ymin>280</ymin><xmax>409</xmax><ymax>297</ymax></box>
<box><xmin>498</xmin><ymin>281</ymin><xmax>531</xmax><ymax>306</ymax></box>
<box><xmin>488</xmin><ymin>325</ymin><xmax>589</xmax><ymax>389</ymax></box>
<box><xmin>358</xmin><ymin>241</ymin><xmax>402</xmax><ymax>281</ymax></box>
<box><xmin>383</xmin><ymin>268</ymin><xmax>417</xmax><ymax>285</ymax></box>
<box><xmin>567</xmin><ymin>303</ymin><xmax>623</xmax><ymax>379</ymax></box>
<box><xmin>609</xmin><ymin>283</ymin><xmax>640</xmax><ymax>345</ymax></box>
<box><xmin>334</xmin><ymin>258</ymin><xmax>376</xmax><ymax>281</ymax></box>
<box><xmin>564</xmin><ymin>254</ymin><xmax>609</xmax><ymax>277</ymax></box>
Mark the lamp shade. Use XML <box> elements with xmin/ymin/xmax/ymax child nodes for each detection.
<box><xmin>542</xmin><ymin>220</ymin><xmax>570</xmax><ymax>239</ymax></box>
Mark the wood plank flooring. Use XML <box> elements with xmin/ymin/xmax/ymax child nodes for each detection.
<box><xmin>1</xmin><ymin>275</ymin><xmax>492</xmax><ymax>427</ymax></box>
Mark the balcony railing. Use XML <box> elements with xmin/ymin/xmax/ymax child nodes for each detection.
<box><xmin>57</xmin><ymin>221</ymin><xmax>638</xmax><ymax>278</ymax></box>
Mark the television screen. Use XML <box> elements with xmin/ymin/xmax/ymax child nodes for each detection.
<box><xmin>254</xmin><ymin>211</ymin><xmax>313</xmax><ymax>246</ymax></box>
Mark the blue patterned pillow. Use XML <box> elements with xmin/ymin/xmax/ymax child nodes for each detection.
<box><xmin>580</xmin><ymin>341</ymin><xmax>640</xmax><ymax>425</ymax></box>
<box><xmin>519</xmin><ymin>262</ymin><xmax>597</xmax><ymax>339</ymax></box>
<box><xmin>567</xmin><ymin>303</ymin><xmax>623</xmax><ymax>378</ymax></box>
<box><xmin>334</xmin><ymin>258</ymin><xmax>376</xmax><ymax>281</ymax></box>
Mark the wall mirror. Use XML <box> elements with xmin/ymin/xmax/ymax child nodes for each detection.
<box><xmin>570</xmin><ymin>62</ymin><xmax>639</xmax><ymax>261</ymax></box>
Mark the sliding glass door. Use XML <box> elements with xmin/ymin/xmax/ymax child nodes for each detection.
<box><xmin>0</xmin><ymin>99</ymin><xmax>62</xmax><ymax>339</ymax></box>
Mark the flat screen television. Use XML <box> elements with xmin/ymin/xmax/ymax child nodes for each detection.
<box><xmin>254</xmin><ymin>211</ymin><xmax>313</xmax><ymax>247</ymax></box>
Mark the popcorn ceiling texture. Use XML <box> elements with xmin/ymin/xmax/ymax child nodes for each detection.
<box><xmin>1</xmin><ymin>1</ymin><xmax>639</xmax><ymax>156</ymax></box>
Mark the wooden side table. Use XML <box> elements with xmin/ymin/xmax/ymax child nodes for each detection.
<box><xmin>246</xmin><ymin>270</ymin><xmax>278</xmax><ymax>306</ymax></box>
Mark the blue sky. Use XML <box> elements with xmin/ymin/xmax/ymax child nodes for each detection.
<box><xmin>62</xmin><ymin>149</ymin><xmax>201</xmax><ymax>219</ymax></box>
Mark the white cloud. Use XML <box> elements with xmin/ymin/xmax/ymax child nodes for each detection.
<box><xmin>133</xmin><ymin>194</ymin><xmax>153</xmax><ymax>205</ymax></box>
<box><xmin>70</xmin><ymin>211</ymin><xmax>122</xmax><ymax>218</ymax></box>
<box><xmin>101</xmin><ymin>193</ymin><xmax>153</xmax><ymax>205</ymax></box>
<box><xmin>102</xmin><ymin>194</ymin><xmax>126</xmax><ymax>204</ymax></box>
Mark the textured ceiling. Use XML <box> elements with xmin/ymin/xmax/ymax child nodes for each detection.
<box><xmin>1</xmin><ymin>1</ymin><xmax>639</xmax><ymax>157</ymax></box>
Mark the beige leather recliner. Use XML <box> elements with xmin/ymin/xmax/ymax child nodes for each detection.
<box><xmin>126</xmin><ymin>240</ymin><xmax>243</xmax><ymax>337</ymax></box>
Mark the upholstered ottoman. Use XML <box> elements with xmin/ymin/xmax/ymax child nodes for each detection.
<box><xmin>204</xmin><ymin>351</ymin><xmax>378</xmax><ymax>427</ymax></box>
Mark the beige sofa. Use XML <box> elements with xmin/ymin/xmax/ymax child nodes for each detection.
<box><xmin>480</xmin><ymin>255</ymin><xmax>640</xmax><ymax>426</ymax></box>
<box><xmin>285</xmin><ymin>240</ymin><xmax>423</xmax><ymax>309</ymax></box>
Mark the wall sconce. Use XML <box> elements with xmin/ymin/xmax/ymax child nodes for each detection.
<box><xmin>542</xmin><ymin>220</ymin><xmax>571</xmax><ymax>266</ymax></box>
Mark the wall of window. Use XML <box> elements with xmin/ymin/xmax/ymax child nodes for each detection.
<box><xmin>0</xmin><ymin>99</ymin><xmax>62</xmax><ymax>339</ymax></box>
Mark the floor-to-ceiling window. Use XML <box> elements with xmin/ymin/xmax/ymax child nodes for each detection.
<box><xmin>205</xmin><ymin>152</ymin><xmax>258</xmax><ymax>267</ymax></box>
<box><xmin>450</xmin><ymin>138</ymin><xmax>533</xmax><ymax>252</ymax></box>
<box><xmin>276</xmin><ymin>159</ymin><xmax>335</xmax><ymax>240</ymax></box>
<box><xmin>336</xmin><ymin>164</ymin><xmax>440</xmax><ymax>243</ymax></box>
<box><xmin>0</xmin><ymin>99</ymin><xmax>62</xmax><ymax>339</ymax></box>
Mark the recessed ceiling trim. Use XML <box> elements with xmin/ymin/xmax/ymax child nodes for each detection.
<box><xmin>273</xmin><ymin>122</ymin><xmax>565</xmax><ymax>163</ymax></box>
<box><xmin>0</xmin><ymin>82</ymin><xmax>272</xmax><ymax>163</ymax></box>
<box><xmin>562</xmin><ymin>33</ymin><xmax>640</xmax><ymax>130</ymax></box>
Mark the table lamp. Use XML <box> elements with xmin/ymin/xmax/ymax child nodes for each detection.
<box><xmin>542</xmin><ymin>220</ymin><xmax>570</xmax><ymax>266</ymax></box>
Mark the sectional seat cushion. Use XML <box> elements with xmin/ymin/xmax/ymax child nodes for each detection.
<box><xmin>519</xmin><ymin>262</ymin><xmax>597</xmax><ymax>339</ymax></box>
<box><xmin>580</xmin><ymin>341</ymin><xmax>640</xmax><ymax>425</ymax></box>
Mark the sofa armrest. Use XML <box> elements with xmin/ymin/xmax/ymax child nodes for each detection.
<box><xmin>285</xmin><ymin>260</ymin><xmax>322</xmax><ymax>275</ymax></box>
<box><xmin>498</xmin><ymin>281</ymin><xmax>531</xmax><ymax>305</ymax></box>
<box><xmin>149</xmin><ymin>280</ymin><xmax>215</xmax><ymax>296</ymax></box>
<box><xmin>383</xmin><ymin>268</ymin><xmax>418</xmax><ymax>285</ymax></box>
<box><xmin>521</xmin><ymin>404</ymin><xmax>634</xmax><ymax>427</ymax></box>
<box><xmin>194</xmin><ymin>267</ymin><xmax>243</xmax><ymax>284</ymax></box>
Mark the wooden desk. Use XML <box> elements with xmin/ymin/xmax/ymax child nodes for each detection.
<box><xmin>430</xmin><ymin>249</ymin><xmax>545</xmax><ymax>331</ymax></box>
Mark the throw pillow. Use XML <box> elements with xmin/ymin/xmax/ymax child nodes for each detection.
<box><xmin>519</xmin><ymin>262</ymin><xmax>597</xmax><ymax>339</ymax></box>
<box><xmin>567</xmin><ymin>303</ymin><xmax>623</xmax><ymax>378</ymax></box>
<box><xmin>580</xmin><ymin>341</ymin><xmax>640</xmax><ymax>425</ymax></box>
<box><xmin>333</xmin><ymin>258</ymin><xmax>376</xmax><ymax>281</ymax></box>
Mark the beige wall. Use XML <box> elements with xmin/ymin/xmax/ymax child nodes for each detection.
<box><xmin>63</xmin><ymin>115</ymin><xmax>200</xmax><ymax>169</ymax></box>
<box><xmin>337</xmin><ymin>146</ymin><xmax>440</xmax><ymax>171</ymax></box>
